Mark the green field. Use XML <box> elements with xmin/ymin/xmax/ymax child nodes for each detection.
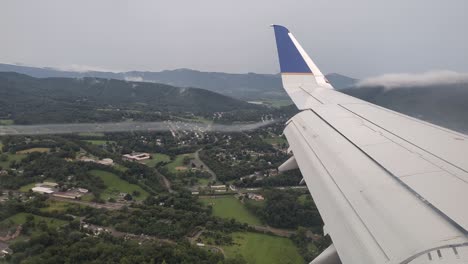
<box><xmin>40</xmin><ymin>200</ymin><xmax>82</xmax><ymax>213</ymax></box>
<box><xmin>82</xmin><ymin>140</ymin><xmax>115</xmax><ymax>146</ymax></box>
<box><xmin>113</xmin><ymin>164</ymin><xmax>128</xmax><ymax>172</ymax></box>
<box><xmin>142</xmin><ymin>153</ymin><xmax>171</xmax><ymax>167</ymax></box>
<box><xmin>197</xmin><ymin>177</ymin><xmax>211</xmax><ymax>186</ymax></box>
<box><xmin>223</xmin><ymin>232</ymin><xmax>304</xmax><ymax>264</ymax></box>
<box><xmin>0</xmin><ymin>119</ymin><xmax>13</xmax><ymax>125</ymax></box>
<box><xmin>164</xmin><ymin>153</ymin><xmax>194</xmax><ymax>173</ymax></box>
<box><xmin>200</xmin><ymin>196</ymin><xmax>261</xmax><ymax>225</ymax></box>
<box><xmin>90</xmin><ymin>170</ymin><xmax>149</xmax><ymax>201</ymax></box>
<box><xmin>0</xmin><ymin>153</ymin><xmax>27</xmax><ymax>169</ymax></box>
<box><xmin>263</xmin><ymin>136</ymin><xmax>288</xmax><ymax>146</ymax></box>
<box><xmin>18</xmin><ymin>183</ymin><xmax>36</xmax><ymax>192</ymax></box>
<box><xmin>0</xmin><ymin>213</ymin><xmax>67</xmax><ymax>229</ymax></box>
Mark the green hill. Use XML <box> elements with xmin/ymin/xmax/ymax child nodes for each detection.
<box><xmin>0</xmin><ymin>72</ymin><xmax>263</xmax><ymax>124</ymax></box>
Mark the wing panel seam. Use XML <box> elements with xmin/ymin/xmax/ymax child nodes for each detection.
<box><xmin>310</xmin><ymin>107</ymin><xmax>468</xmax><ymax>235</ymax></box>
<box><xmin>290</xmin><ymin>117</ymin><xmax>390</xmax><ymax>260</ymax></box>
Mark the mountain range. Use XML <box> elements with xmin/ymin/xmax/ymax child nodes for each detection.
<box><xmin>0</xmin><ymin>63</ymin><xmax>357</xmax><ymax>100</ymax></box>
<box><xmin>0</xmin><ymin>63</ymin><xmax>467</xmax><ymax>133</ymax></box>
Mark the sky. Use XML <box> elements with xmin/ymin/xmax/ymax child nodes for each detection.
<box><xmin>1</xmin><ymin>0</ymin><xmax>467</xmax><ymax>78</ymax></box>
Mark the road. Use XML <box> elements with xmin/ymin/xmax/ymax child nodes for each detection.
<box><xmin>193</xmin><ymin>148</ymin><xmax>217</xmax><ymax>182</ymax></box>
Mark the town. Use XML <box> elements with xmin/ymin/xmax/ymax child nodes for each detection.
<box><xmin>0</xmin><ymin>120</ymin><xmax>326</xmax><ymax>263</ymax></box>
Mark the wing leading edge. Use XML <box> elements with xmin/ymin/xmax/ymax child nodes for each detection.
<box><xmin>271</xmin><ymin>25</ymin><xmax>468</xmax><ymax>264</ymax></box>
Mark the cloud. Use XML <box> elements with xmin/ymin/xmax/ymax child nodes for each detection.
<box><xmin>52</xmin><ymin>64</ymin><xmax>121</xmax><ymax>73</ymax></box>
<box><xmin>0</xmin><ymin>120</ymin><xmax>279</xmax><ymax>136</ymax></box>
<box><xmin>357</xmin><ymin>71</ymin><xmax>468</xmax><ymax>89</ymax></box>
<box><xmin>124</xmin><ymin>76</ymin><xmax>144</xmax><ymax>82</ymax></box>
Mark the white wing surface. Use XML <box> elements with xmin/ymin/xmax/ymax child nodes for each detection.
<box><xmin>272</xmin><ymin>25</ymin><xmax>468</xmax><ymax>264</ymax></box>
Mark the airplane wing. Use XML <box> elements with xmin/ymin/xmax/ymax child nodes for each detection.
<box><xmin>272</xmin><ymin>25</ymin><xmax>468</xmax><ymax>264</ymax></box>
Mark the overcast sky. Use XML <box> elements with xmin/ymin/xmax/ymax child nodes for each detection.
<box><xmin>1</xmin><ymin>0</ymin><xmax>467</xmax><ymax>78</ymax></box>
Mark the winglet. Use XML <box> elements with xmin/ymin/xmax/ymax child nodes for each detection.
<box><xmin>272</xmin><ymin>25</ymin><xmax>313</xmax><ymax>74</ymax></box>
<box><xmin>272</xmin><ymin>25</ymin><xmax>326</xmax><ymax>77</ymax></box>
<box><xmin>271</xmin><ymin>25</ymin><xmax>331</xmax><ymax>88</ymax></box>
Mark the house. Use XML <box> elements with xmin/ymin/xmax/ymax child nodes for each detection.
<box><xmin>122</xmin><ymin>153</ymin><xmax>151</xmax><ymax>161</ymax></box>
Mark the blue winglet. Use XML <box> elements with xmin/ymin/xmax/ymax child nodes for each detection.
<box><xmin>272</xmin><ymin>25</ymin><xmax>312</xmax><ymax>74</ymax></box>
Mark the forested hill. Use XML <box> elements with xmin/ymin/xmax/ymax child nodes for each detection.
<box><xmin>0</xmin><ymin>72</ymin><xmax>263</xmax><ymax>124</ymax></box>
<box><xmin>0</xmin><ymin>63</ymin><xmax>357</xmax><ymax>99</ymax></box>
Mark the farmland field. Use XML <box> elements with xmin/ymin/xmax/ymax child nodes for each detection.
<box><xmin>200</xmin><ymin>196</ymin><xmax>261</xmax><ymax>225</ymax></box>
<box><xmin>223</xmin><ymin>232</ymin><xmax>304</xmax><ymax>264</ymax></box>
<box><xmin>89</xmin><ymin>170</ymin><xmax>149</xmax><ymax>201</ymax></box>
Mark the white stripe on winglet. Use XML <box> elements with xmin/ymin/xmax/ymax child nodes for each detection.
<box><xmin>288</xmin><ymin>32</ymin><xmax>324</xmax><ymax>77</ymax></box>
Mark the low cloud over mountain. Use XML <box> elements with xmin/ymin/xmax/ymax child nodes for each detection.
<box><xmin>357</xmin><ymin>71</ymin><xmax>468</xmax><ymax>89</ymax></box>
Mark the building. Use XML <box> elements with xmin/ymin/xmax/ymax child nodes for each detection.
<box><xmin>122</xmin><ymin>153</ymin><xmax>151</xmax><ymax>161</ymax></box>
<box><xmin>52</xmin><ymin>192</ymin><xmax>80</xmax><ymax>199</ymax></box>
<box><xmin>32</xmin><ymin>187</ymin><xmax>54</xmax><ymax>194</ymax></box>
<box><xmin>247</xmin><ymin>193</ymin><xmax>265</xmax><ymax>201</ymax></box>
